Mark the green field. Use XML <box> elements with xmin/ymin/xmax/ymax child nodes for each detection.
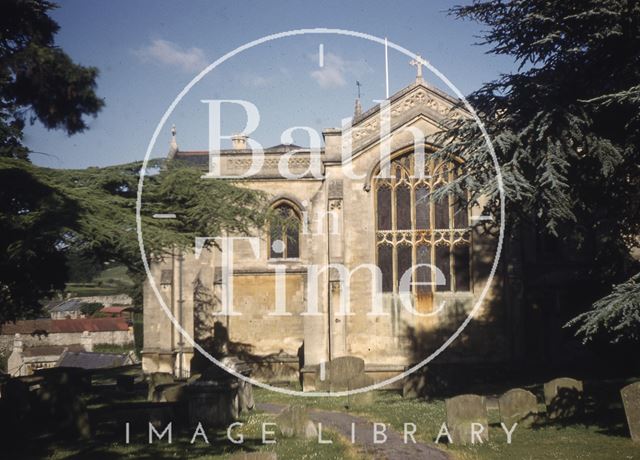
<box><xmin>65</xmin><ymin>265</ymin><xmax>133</xmax><ymax>297</ymax></box>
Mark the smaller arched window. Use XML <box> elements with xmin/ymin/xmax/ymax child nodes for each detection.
<box><xmin>269</xmin><ymin>203</ymin><xmax>301</xmax><ymax>259</ymax></box>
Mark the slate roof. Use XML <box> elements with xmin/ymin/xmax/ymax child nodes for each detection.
<box><xmin>56</xmin><ymin>350</ymin><xmax>134</xmax><ymax>369</ymax></box>
<box><xmin>0</xmin><ymin>317</ymin><xmax>129</xmax><ymax>335</ymax></box>
<box><xmin>47</xmin><ymin>299</ymin><xmax>86</xmax><ymax>314</ymax></box>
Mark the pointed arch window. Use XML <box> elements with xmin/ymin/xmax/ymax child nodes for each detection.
<box><xmin>374</xmin><ymin>151</ymin><xmax>471</xmax><ymax>294</ymax></box>
<box><xmin>269</xmin><ymin>203</ymin><xmax>301</xmax><ymax>259</ymax></box>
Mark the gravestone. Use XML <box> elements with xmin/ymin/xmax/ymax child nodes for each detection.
<box><xmin>543</xmin><ymin>377</ymin><xmax>583</xmax><ymax>419</ymax></box>
<box><xmin>403</xmin><ymin>371</ymin><xmax>428</xmax><ymax>399</ymax></box>
<box><xmin>621</xmin><ymin>382</ymin><xmax>640</xmax><ymax>442</ymax></box>
<box><xmin>186</xmin><ymin>381</ymin><xmax>239</xmax><ymax>426</ymax></box>
<box><xmin>36</xmin><ymin>367</ymin><xmax>90</xmax><ymax>392</ymax></box>
<box><xmin>35</xmin><ymin>380</ymin><xmax>91</xmax><ymax>439</ymax></box>
<box><xmin>153</xmin><ymin>382</ymin><xmax>186</xmax><ymax>402</ymax></box>
<box><xmin>147</xmin><ymin>372</ymin><xmax>174</xmax><ymax>401</ymax></box>
<box><xmin>445</xmin><ymin>394</ymin><xmax>489</xmax><ymax>444</ymax></box>
<box><xmin>315</xmin><ymin>356</ymin><xmax>373</xmax><ymax>393</ymax></box>
<box><xmin>344</xmin><ymin>373</ymin><xmax>375</xmax><ymax>406</ymax></box>
<box><xmin>498</xmin><ymin>388</ymin><xmax>539</xmax><ymax>428</ymax></box>
<box><xmin>276</xmin><ymin>405</ymin><xmax>317</xmax><ymax>439</ymax></box>
<box><xmin>238</xmin><ymin>379</ymin><xmax>255</xmax><ymax>413</ymax></box>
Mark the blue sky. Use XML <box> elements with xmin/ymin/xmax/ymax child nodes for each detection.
<box><xmin>26</xmin><ymin>0</ymin><xmax>516</xmax><ymax>169</ymax></box>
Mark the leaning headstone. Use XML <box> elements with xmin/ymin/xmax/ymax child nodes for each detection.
<box><xmin>153</xmin><ymin>382</ymin><xmax>186</xmax><ymax>402</ymax></box>
<box><xmin>238</xmin><ymin>379</ymin><xmax>255</xmax><ymax>413</ymax></box>
<box><xmin>445</xmin><ymin>394</ymin><xmax>489</xmax><ymax>444</ymax></box>
<box><xmin>621</xmin><ymin>381</ymin><xmax>640</xmax><ymax>442</ymax></box>
<box><xmin>147</xmin><ymin>372</ymin><xmax>174</xmax><ymax>401</ymax></box>
<box><xmin>543</xmin><ymin>377</ymin><xmax>583</xmax><ymax>419</ymax></box>
<box><xmin>403</xmin><ymin>371</ymin><xmax>428</xmax><ymax>399</ymax></box>
<box><xmin>276</xmin><ymin>405</ymin><xmax>317</xmax><ymax>439</ymax></box>
<box><xmin>499</xmin><ymin>388</ymin><xmax>539</xmax><ymax>428</ymax></box>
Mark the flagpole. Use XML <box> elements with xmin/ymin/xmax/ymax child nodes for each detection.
<box><xmin>384</xmin><ymin>37</ymin><xmax>389</xmax><ymax>99</ymax></box>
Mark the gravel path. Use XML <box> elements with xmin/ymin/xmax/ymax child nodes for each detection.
<box><xmin>257</xmin><ymin>403</ymin><xmax>449</xmax><ymax>460</ymax></box>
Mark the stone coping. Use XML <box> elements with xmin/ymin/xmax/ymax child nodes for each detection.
<box><xmin>300</xmin><ymin>363</ymin><xmax>407</xmax><ymax>374</ymax></box>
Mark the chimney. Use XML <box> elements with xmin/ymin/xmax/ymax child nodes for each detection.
<box><xmin>231</xmin><ymin>134</ymin><xmax>248</xmax><ymax>150</ymax></box>
<box><xmin>12</xmin><ymin>333</ymin><xmax>23</xmax><ymax>353</ymax></box>
<box><xmin>354</xmin><ymin>97</ymin><xmax>363</xmax><ymax>119</ymax></box>
<box><xmin>81</xmin><ymin>331</ymin><xmax>93</xmax><ymax>352</ymax></box>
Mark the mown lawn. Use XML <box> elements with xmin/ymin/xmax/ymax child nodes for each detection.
<box><xmin>254</xmin><ymin>384</ymin><xmax>639</xmax><ymax>460</ymax></box>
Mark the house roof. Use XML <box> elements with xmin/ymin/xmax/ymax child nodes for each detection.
<box><xmin>100</xmin><ymin>306</ymin><xmax>130</xmax><ymax>314</ymax></box>
<box><xmin>0</xmin><ymin>317</ymin><xmax>129</xmax><ymax>335</ymax></box>
<box><xmin>56</xmin><ymin>350</ymin><xmax>133</xmax><ymax>369</ymax></box>
<box><xmin>47</xmin><ymin>299</ymin><xmax>86</xmax><ymax>313</ymax></box>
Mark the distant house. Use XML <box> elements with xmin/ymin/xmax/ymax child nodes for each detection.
<box><xmin>0</xmin><ymin>317</ymin><xmax>133</xmax><ymax>366</ymax></box>
<box><xmin>8</xmin><ymin>343</ymin><xmax>86</xmax><ymax>376</ymax></box>
<box><xmin>6</xmin><ymin>331</ymin><xmax>136</xmax><ymax>376</ymax></box>
<box><xmin>46</xmin><ymin>299</ymin><xmax>87</xmax><ymax>320</ymax></box>
<box><xmin>99</xmin><ymin>306</ymin><xmax>132</xmax><ymax>320</ymax></box>
<box><xmin>45</xmin><ymin>295</ymin><xmax>133</xmax><ymax>320</ymax></box>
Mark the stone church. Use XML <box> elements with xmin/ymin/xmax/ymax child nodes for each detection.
<box><xmin>142</xmin><ymin>73</ymin><xmax>522</xmax><ymax>390</ymax></box>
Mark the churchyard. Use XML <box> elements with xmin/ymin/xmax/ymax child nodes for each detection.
<box><xmin>1</xmin><ymin>361</ymin><xmax>638</xmax><ymax>459</ymax></box>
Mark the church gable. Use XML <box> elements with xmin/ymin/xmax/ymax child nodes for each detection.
<box><xmin>343</xmin><ymin>81</ymin><xmax>467</xmax><ymax>159</ymax></box>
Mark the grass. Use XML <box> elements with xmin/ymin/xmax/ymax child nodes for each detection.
<box><xmin>7</xmin><ymin>380</ymin><xmax>362</xmax><ymax>460</ymax></box>
<box><xmin>11</xmin><ymin>413</ymin><xmax>361</xmax><ymax>460</ymax></box>
<box><xmin>17</xmin><ymin>412</ymin><xmax>360</xmax><ymax>460</ymax></box>
<box><xmin>65</xmin><ymin>264</ymin><xmax>133</xmax><ymax>297</ymax></box>
<box><xmin>93</xmin><ymin>343</ymin><xmax>135</xmax><ymax>354</ymax></box>
<box><xmin>93</xmin><ymin>265</ymin><xmax>134</xmax><ymax>286</ymax></box>
<box><xmin>254</xmin><ymin>383</ymin><xmax>639</xmax><ymax>460</ymax></box>
<box><xmin>6</xmin><ymin>370</ymin><xmax>638</xmax><ymax>459</ymax></box>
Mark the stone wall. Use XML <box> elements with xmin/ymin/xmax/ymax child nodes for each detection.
<box><xmin>0</xmin><ymin>330</ymin><xmax>133</xmax><ymax>356</ymax></box>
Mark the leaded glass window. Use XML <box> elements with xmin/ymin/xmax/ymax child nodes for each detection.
<box><xmin>374</xmin><ymin>152</ymin><xmax>471</xmax><ymax>293</ymax></box>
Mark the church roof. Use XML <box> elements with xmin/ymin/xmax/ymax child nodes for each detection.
<box><xmin>168</xmin><ymin>77</ymin><xmax>465</xmax><ymax>166</ymax></box>
<box><xmin>173</xmin><ymin>143</ymin><xmax>309</xmax><ymax>167</ymax></box>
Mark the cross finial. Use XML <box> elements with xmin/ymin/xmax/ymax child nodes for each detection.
<box><xmin>168</xmin><ymin>124</ymin><xmax>178</xmax><ymax>159</ymax></box>
<box><xmin>409</xmin><ymin>55</ymin><xmax>424</xmax><ymax>80</ymax></box>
